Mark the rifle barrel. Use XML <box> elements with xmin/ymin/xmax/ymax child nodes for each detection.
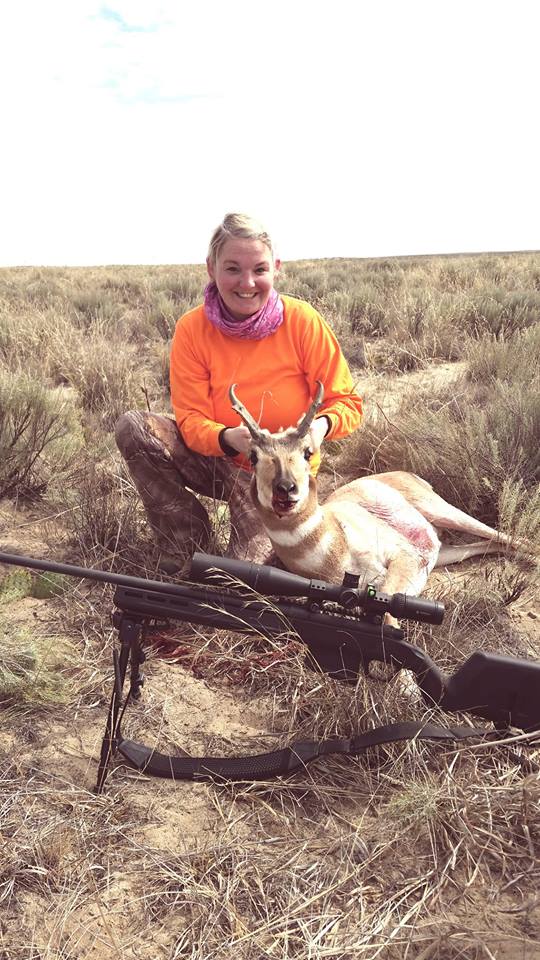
<box><xmin>0</xmin><ymin>551</ymin><xmax>194</xmax><ymax>599</ymax></box>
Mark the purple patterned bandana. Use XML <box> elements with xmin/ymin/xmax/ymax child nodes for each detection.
<box><xmin>204</xmin><ymin>282</ymin><xmax>284</xmax><ymax>340</ymax></box>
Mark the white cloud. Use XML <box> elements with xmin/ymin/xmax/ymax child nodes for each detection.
<box><xmin>0</xmin><ymin>0</ymin><xmax>538</xmax><ymax>264</ymax></box>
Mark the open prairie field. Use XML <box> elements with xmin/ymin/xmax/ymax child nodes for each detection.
<box><xmin>1</xmin><ymin>252</ymin><xmax>539</xmax><ymax>959</ymax></box>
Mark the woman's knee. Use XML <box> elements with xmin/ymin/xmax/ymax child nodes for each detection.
<box><xmin>114</xmin><ymin>410</ymin><xmax>146</xmax><ymax>458</ymax></box>
<box><xmin>115</xmin><ymin>410</ymin><xmax>185</xmax><ymax>461</ymax></box>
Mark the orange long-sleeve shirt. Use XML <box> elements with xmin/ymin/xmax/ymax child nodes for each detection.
<box><xmin>169</xmin><ymin>294</ymin><xmax>362</xmax><ymax>474</ymax></box>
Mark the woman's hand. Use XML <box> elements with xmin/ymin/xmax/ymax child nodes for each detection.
<box><xmin>223</xmin><ymin>425</ymin><xmax>252</xmax><ymax>455</ymax></box>
<box><xmin>309</xmin><ymin>416</ymin><xmax>330</xmax><ymax>453</ymax></box>
<box><xmin>225</xmin><ymin>416</ymin><xmax>328</xmax><ymax>457</ymax></box>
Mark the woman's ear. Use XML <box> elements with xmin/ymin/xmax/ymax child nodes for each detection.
<box><xmin>206</xmin><ymin>257</ymin><xmax>215</xmax><ymax>280</ymax></box>
<box><xmin>274</xmin><ymin>258</ymin><xmax>282</xmax><ymax>276</ymax></box>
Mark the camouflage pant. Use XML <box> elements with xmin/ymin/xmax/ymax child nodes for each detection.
<box><xmin>115</xmin><ymin>411</ymin><xmax>274</xmax><ymax>569</ymax></box>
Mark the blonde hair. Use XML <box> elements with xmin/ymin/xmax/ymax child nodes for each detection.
<box><xmin>207</xmin><ymin>213</ymin><xmax>275</xmax><ymax>264</ymax></box>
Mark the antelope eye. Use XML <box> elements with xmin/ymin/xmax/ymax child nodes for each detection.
<box><xmin>249</xmin><ymin>450</ymin><xmax>258</xmax><ymax>466</ymax></box>
<box><xmin>303</xmin><ymin>447</ymin><xmax>313</xmax><ymax>461</ymax></box>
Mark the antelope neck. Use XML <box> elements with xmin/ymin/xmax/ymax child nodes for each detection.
<box><xmin>252</xmin><ymin>477</ymin><xmax>330</xmax><ymax>553</ymax></box>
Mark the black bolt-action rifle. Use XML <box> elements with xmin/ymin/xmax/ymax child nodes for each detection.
<box><xmin>0</xmin><ymin>549</ymin><xmax>539</xmax><ymax>793</ymax></box>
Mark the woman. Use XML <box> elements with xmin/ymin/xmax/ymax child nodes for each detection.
<box><xmin>115</xmin><ymin>213</ymin><xmax>363</xmax><ymax>573</ymax></box>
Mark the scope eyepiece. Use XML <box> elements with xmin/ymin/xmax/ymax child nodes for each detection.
<box><xmin>364</xmin><ymin>585</ymin><xmax>444</xmax><ymax>625</ymax></box>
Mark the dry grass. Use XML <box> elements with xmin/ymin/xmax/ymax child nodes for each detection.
<box><xmin>2</xmin><ymin>591</ymin><xmax>539</xmax><ymax>958</ymax></box>
<box><xmin>0</xmin><ymin>251</ymin><xmax>539</xmax><ymax>958</ymax></box>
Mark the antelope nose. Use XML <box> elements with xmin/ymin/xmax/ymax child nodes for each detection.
<box><xmin>275</xmin><ymin>480</ymin><xmax>297</xmax><ymax>497</ymax></box>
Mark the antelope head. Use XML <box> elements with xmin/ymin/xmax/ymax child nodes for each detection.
<box><xmin>229</xmin><ymin>382</ymin><xmax>324</xmax><ymax>516</ymax></box>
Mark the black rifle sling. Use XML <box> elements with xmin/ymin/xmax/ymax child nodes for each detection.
<box><xmin>116</xmin><ymin>721</ymin><xmax>504</xmax><ymax>782</ymax></box>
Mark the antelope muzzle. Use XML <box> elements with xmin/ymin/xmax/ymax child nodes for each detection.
<box><xmin>272</xmin><ymin>476</ymin><xmax>299</xmax><ymax>513</ymax></box>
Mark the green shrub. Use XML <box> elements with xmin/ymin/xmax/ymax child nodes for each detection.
<box><xmin>68</xmin><ymin>288</ymin><xmax>122</xmax><ymax>327</ymax></box>
<box><xmin>72</xmin><ymin>337</ymin><xmax>138</xmax><ymax>424</ymax></box>
<box><xmin>144</xmin><ymin>291</ymin><xmax>180</xmax><ymax>340</ymax></box>
<box><xmin>0</xmin><ymin>304</ymin><xmax>72</xmax><ymax>375</ymax></box>
<box><xmin>0</xmin><ymin>627</ymin><xmax>74</xmax><ymax>709</ymax></box>
<box><xmin>0</xmin><ymin>371</ymin><xmax>74</xmax><ymax>499</ymax></box>
<box><xmin>327</xmin><ymin>288</ymin><xmax>389</xmax><ymax>337</ymax></box>
<box><xmin>367</xmin><ymin>337</ymin><xmax>425</xmax><ymax>373</ymax></box>
<box><xmin>0</xmin><ymin>568</ymin><xmax>68</xmax><ymax>603</ymax></box>
<box><xmin>0</xmin><ymin>568</ymin><xmax>33</xmax><ymax>603</ymax></box>
<box><xmin>47</xmin><ymin>332</ymin><xmax>140</xmax><ymax>427</ymax></box>
<box><xmin>461</xmin><ymin>288</ymin><xmax>540</xmax><ymax>337</ymax></box>
<box><xmin>467</xmin><ymin>323</ymin><xmax>540</xmax><ymax>384</ymax></box>
<box><xmin>437</xmin><ymin>262</ymin><xmax>478</xmax><ymax>291</ymax></box>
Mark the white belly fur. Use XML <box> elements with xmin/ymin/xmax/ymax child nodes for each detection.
<box><xmin>329</xmin><ymin>500</ymin><xmax>412</xmax><ymax>586</ymax></box>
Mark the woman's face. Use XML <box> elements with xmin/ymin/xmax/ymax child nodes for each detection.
<box><xmin>207</xmin><ymin>238</ymin><xmax>280</xmax><ymax>319</ymax></box>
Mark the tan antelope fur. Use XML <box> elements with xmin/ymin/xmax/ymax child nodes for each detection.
<box><xmin>230</xmin><ymin>382</ymin><xmax>514</xmax><ymax>616</ymax></box>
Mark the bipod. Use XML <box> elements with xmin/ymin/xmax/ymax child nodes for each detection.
<box><xmin>95</xmin><ymin>611</ymin><xmax>146</xmax><ymax>794</ymax></box>
<box><xmin>93</xmin><ymin>609</ymin><xmax>518</xmax><ymax>789</ymax></box>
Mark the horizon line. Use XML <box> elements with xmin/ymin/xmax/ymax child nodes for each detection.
<box><xmin>1</xmin><ymin>248</ymin><xmax>539</xmax><ymax>271</ymax></box>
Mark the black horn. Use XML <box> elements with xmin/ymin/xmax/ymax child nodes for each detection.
<box><xmin>295</xmin><ymin>381</ymin><xmax>325</xmax><ymax>438</ymax></box>
<box><xmin>229</xmin><ymin>384</ymin><xmax>265</xmax><ymax>440</ymax></box>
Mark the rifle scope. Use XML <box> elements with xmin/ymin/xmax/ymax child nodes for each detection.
<box><xmin>190</xmin><ymin>554</ymin><xmax>444</xmax><ymax>626</ymax></box>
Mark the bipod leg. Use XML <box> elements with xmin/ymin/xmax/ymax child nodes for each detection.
<box><xmin>95</xmin><ymin>615</ymin><xmax>145</xmax><ymax>794</ymax></box>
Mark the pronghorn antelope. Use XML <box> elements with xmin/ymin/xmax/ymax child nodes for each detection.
<box><xmin>229</xmin><ymin>381</ymin><xmax>514</xmax><ymax>618</ymax></box>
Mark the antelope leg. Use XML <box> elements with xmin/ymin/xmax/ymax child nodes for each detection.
<box><xmin>373</xmin><ymin>472</ymin><xmax>510</xmax><ymax>544</ymax></box>
<box><xmin>436</xmin><ymin>540</ymin><xmax>507</xmax><ymax>566</ymax></box>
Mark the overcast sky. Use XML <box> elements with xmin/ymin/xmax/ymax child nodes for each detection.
<box><xmin>1</xmin><ymin>0</ymin><xmax>538</xmax><ymax>266</ymax></box>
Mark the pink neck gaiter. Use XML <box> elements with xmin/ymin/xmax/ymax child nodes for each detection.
<box><xmin>204</xmin><ymin>282</ymin><xmax>284</xmax><ymax>340</ymax></box>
